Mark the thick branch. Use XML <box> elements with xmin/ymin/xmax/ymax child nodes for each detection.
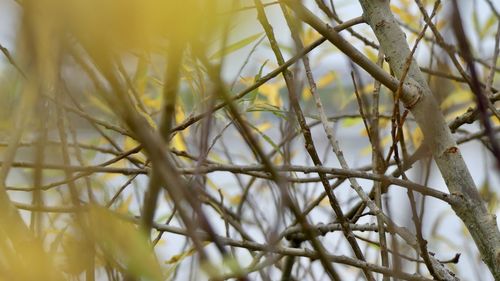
<box><xmin>357</xmin><ymin>2</ymin><xmax>500</xmax><ymax>279</ymax></box>
<box><xmin>283</xmin><ymin>0</ymin><xmax>499</xmax><ymax>279</ymax></box>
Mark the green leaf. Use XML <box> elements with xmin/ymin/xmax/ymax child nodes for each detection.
<box><xmin>472</xmin><ymin>9</ymin><xmax>481</xmax><ymax>37</ymax></box>
<box><xmin>247</xmin><ymin>122</ymin><xmax>284</xmax><ymax>158</ymax></box>
<box><xmin>209</xmin><ymin>33</ymin><xmax>264</xmax><ymax>60</ymax></box>
<box><xmin>480</xmin><ymin>14</ymin><xmax>496</xmax><ymax>39</ymax></box>
<box><xmin>342</xmin><ymin>117</ymin><xmax>362</xmax><ymax>127</ymax></box>
<box><xmin>246</xmin><ymin>103</ymin><xmax>286</xmax><ymax>119</ymax></box>
<box><xmin>164</xmin><ymin>243</ymin><xmax>209</xmax><ymax>279</ymax></box>
<box><xmin>244</xmin><ymin>60</ymin><xmax>268</xmax><ymax>104</ymax></box>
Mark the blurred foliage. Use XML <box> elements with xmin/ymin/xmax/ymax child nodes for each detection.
<box><xmin>0</xmin><ymin>0</ymin><xmax>497</xmax><ymax>280</ymax></box>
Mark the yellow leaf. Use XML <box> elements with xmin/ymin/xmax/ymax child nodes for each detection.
<box><xmin>380</xmin><ymin>133</ymin><xmax>392</xmax><ymax>148</ymax></box>
<box><xmin>239</xmin><ymin>76</ymin><xmax>252</xmax><ymax>86</ymax></box>
<box><xmin>364</xmin><ymin>47</ymin><xmax>378</xmax><ymax>62</ymax></box>
<box><xmin>88</xmin><ymin>94</ymin><xmax>114</xmax><ymax>116</ymax></box>
<box><xmin>124</xmin><ymin>136</ymin><xmax>140</xmax><ymax>151</ymax></box>
<box><xmin>124</xmin><ymin>136</ymin><xmax>146</xmax><ymax>162</ymax></box>
<box><xmin>100</xmin><ymin>157</ymin><xmax>127</xmax><ymax>181</ymax></box>
<box><xmin>117</xmin><ymin>194</ymin><xmax>134</xmax><ymax>214</ymax></box>
<box><xmin>301</xmin><ymin>28</ymin><xmax>320</xmax><ymax>46</ymax></box>
<box><xmin>435</xmin><ymin>19</ymin><xmax>447</xmax><ymax>31</ymax></box>
<box><xmin>362</xmin><ymin>83</ymin><xmax>375</xmax><ymax>94</ymax></box>
<box><xmin>155</xmin><ymin>239</ymin><xmax>166</xmax><ymax>246</ymax></box>
<box><xmin>165</xmin><ymin>242</ymin><xmax>209</xmax><ymax>264</ymax></box>
<box><xmin>209</xmin><ymin>32</ymin><xmax>264</xmax><ymax>60</ymax></box>
<box><xmin>90</xmin><ymin>206</ymin><xmax>163</xmax><ymax>281</ymax></box>
<box><xmin>136</xmin><ymin>104</ymin><xmax>157</xmax><ymax>129</ymax></box>
<box><xmin>175</xmin><ymin>105</ymin><xmax>188</xmax><ymax>134</ymax></box>
<box><xmin>317</xmin><ymin>72</ymin><xmax>336</xmax><ymax>88</ymax></box>
<box><xmin>411</xmin><ymin>127</ymin><xmax>424</xmax><ymax>148</ymax></box>
<box><xmin>1</xmin><ymin>228</ymin><xmax>64</xmax><ymax>281</ymax></box>
<box><xmin>441</xmin><ymin>88</ymin><xmax>473</xmax><ymax>111</ymax></box>
<box><xmin>342</xmin><ymin>117</ymin><xmax>362</xmax><ymax>127</ymax></box>
<box><xmin>390</xmin><ymin>5</ymin><xmax>416</xmax><ymax>26</ymax></box>
<box><xmin>445</xmin><ymin>106</ymin><xmax>470</xmax><ymax>123</ymax></box>
<box><xmin>320</xmin><ymin>196</ymin><xmax>331</xmax><ymax>207</ymax></box>
<box><xmin>340</xmin><ymin>93</ymin><xmax>357</xmax><ymax>110</ymax></box>
<box><xmin>259</xmin><ymin>81</ymin><xmax>283</xmax><ymax>107</ymax></box>
<box><xmin>302</xmin><ymin>87</ymin><xmax>311</xmax><ymax>101</ymax></box>
<box><xmin>228</xmin><ymin>194</ymin><xmax>242</xmax><ymax>205</ymax></box>
<box><xmin>61</xmin><ymin>233</ymin><xmax>93</xmax><ymax>275</ymax></box>
<box><xmin>206</xmin><ymin>178</ymin><xmax>220</xmax><ymax>192</ymax></box>
<box><xmin>171</xmin><ymin>132</ymin><xmax>187</xmax><ymax>151</ymax></box>
<box><xmin>492</xmin><ymin>115</ymin><xmax>500</xmax><ymax>126</ymax></box>
<box><xmin>273</xmin><ymin>154</ymin><xmax>283</xmax><ymax>165</ymax></box>
<box><xmin>360</xmin><ymin>145</ymin><xmax>372</xmax><ymax>156</ymax></box>
<box><xmin>256</xmin><ymin>122</ymin><xmax>272</xmax><ymax>133</ymax></box>
<box><xmin>165</xmin><ymin>247</ymin><xmax>196</xmax><ymax>264</ymax></box>
<box><xmin>133</xmin><ymin>54</ymin><xmax>149</xmax><ymax>96</ymax></box>
<box><xmin>143</xmin><ymin>95</ymin><xmax>161</xmax><ymax>111</ymax></box>
<box><xmin>62</xmin><ymin>0</ymin><xmax>226</xmax><ymax>54</ymax></box>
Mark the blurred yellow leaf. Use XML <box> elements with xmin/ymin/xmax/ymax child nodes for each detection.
<box><xmin>137</xmin><ymin>104</ymin><xmax>158</xmax><ymax>129</ymax></box>
<box><xmin>259</xmin><ymin>81</ymin><xmax>283</xmax><ymax>107</ymax></box>
<box><xmin>481</xmin><ymin>14</ymin><xmax>497</xmax><ymax>39</ymax></box>
<box><xmin>124</xmin><ymin>136</ymin><xmax>146</xmax><ymax>162</ymax></box>
<box><xmin>435</xmin><ymin>19</ymin><xmax>447</xmax><ymax>31</ymax></box>
<box><xmin>342</xmin><ymin>117</ymin><xmax>362</xmax><ymax>127</ymax></box>
<box><xmin>362</xmin><ymin>83</ymin><xmax>375</xmax><ymax>94</ymax></box>
<box><xmin>441</xmin><ymin>88</ymin><xmax>473</xmax><ymax>111</ymax></box>
<box><xmin>117</xmin><ymin>194</ymin><xmax>134</xmax><ymax>214</ymax></box>
<box><xmin>166</xmin><ymin>242</ymin><xmax>209</xmax><ymax>265</ymax></box>
<box><xmin>229</xmin><ymin>194</ymin><xmax>242</xmax><ymax>205</ymax></box>
<box><xmin>134</xmin><ymin>54</ymin><xmax>149</xmax><ymax>96</ymax></box>
<box><xmin>317</xmin><ymin>72</ymin><xmax>336</xmax><ymax>88</ymax></box>
<box><xmin>61</xmin><ymin>0</ymin><xmax>228</xmax><ymax>53</ymax></box>
<box><xmin>61</xmin><ymin>233</ymin><xmax>93</xmax><ymax>275</ymax></box>
<box><xmin>411</xmin><ymin>127</ymin><xmax>424</xmax><ymax>148</ymax></box>
<box><xmin>273</xmin><ymin>153</ymin><xmax>284</xmax><ymax>165</ymax></box>
<box><xmin>143</xmin><ymin>95</ymin><xmax>162</xmax><ymax>111</ymax></box>
<box><xmin>88</xmin><ymin>94</ymin><xmax>114</xmax><ymax>117</ymax></box>
<box><xmin>320</xmin><ymin>196</ymin><xmax>331</xmax><ymax>207</ymax></box>
<box><xmin>390</xmin><ymin>5</ymin><xmax>417</xmax><ymax>27</ymax></box>
<box><xmin>175</xmin><ymin>105</ymin><xmax>187</xmax><ymax>133</ymax></box>
<box><xmin>302</xmin><ymin>88</ymin><xmax>311</xmax><ymax>101</ymax></box>
<box><xmin>301</xmin><ymin>28</ymin><xmax>321</xmax><ymax>46</ymax></box>
<box><xmin>340</xmin><ymin>92</ymin><xmax>357</xmax><ymax>110</ymax></box>
<box><xmin>124</xmin><ymin>136</ymin><xmax>140</xmax><ymax>151</ymax></box>
<box><xmin>0</xmin><ymin>223</ymin><xmax>64</xmax><ymax>280</ymax></box>
<box><xmin>164</xmin><ymin>243</ymin><xmax>209</xmax><ymax>278</ymax></box>
<box><xmin>256</xmin><ymin>122</ymin><xmax>272</xmax><ymax>133</ymax></box>
<box><xmin>492</xmin><ymin>115</ymin><xmax>500</xmax><ymax>126</ymax></box>
<box><xmin>302</xmin><ymin>72</ymin><xmax>336</xmax><ymax>101</ymax></box>
<box><xmin>479</xmin><ymin>180</ymin><xmax>498</xmax><ymax>212</ymax></box>
<box><xmin>209</xmin><ymin>32</ymin><xmax>264</xmax><ymax>60</ymax></box>
<box><xmin>364</xmin><ymin>47</ymin><xmax>378</xmax><ymax>62</ymax></box>
<box><xmin>90</xmin><ymin>206</ymin><xmax>163</xmax><ymax>281</ymax></box>
<box><xmin>171</xmin><ymin>132</ymin><xmax>187</xmax><ymax>151</ymax></box>
<box><xmin>361</xmin><ymin>144</ymin><xmax>372</xmax><ymax>156</ymax></box>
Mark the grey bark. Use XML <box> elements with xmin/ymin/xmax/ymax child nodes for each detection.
<box><xmin>283</xmin><ymin>0</ymin><xmax>499</xmax><ymax>279</ymax></box>
<box><xmin>358</xmin><ymin>1</ymin><xmax>500</xmax><ymax>279</ymax></box>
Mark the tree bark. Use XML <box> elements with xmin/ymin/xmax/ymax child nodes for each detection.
<box><xmin>283</xmin><ymin>0</ymin><xmax>499</xmax><ymax>279</ymax></box>
<box><xmin>358</xmin><ymin>1</ymin><xmax>500</xmax><ymax>279</ymax></box>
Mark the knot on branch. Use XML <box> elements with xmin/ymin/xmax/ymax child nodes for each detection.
<box><xmin>402</xmin><ymin>80</ymin><xmax>424</xmax><ymax>110</ymax></box>
<box><xmin>445</xmin><ymin>146</ymin><xmax>459</xmax><ymax>154</ymax></box>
